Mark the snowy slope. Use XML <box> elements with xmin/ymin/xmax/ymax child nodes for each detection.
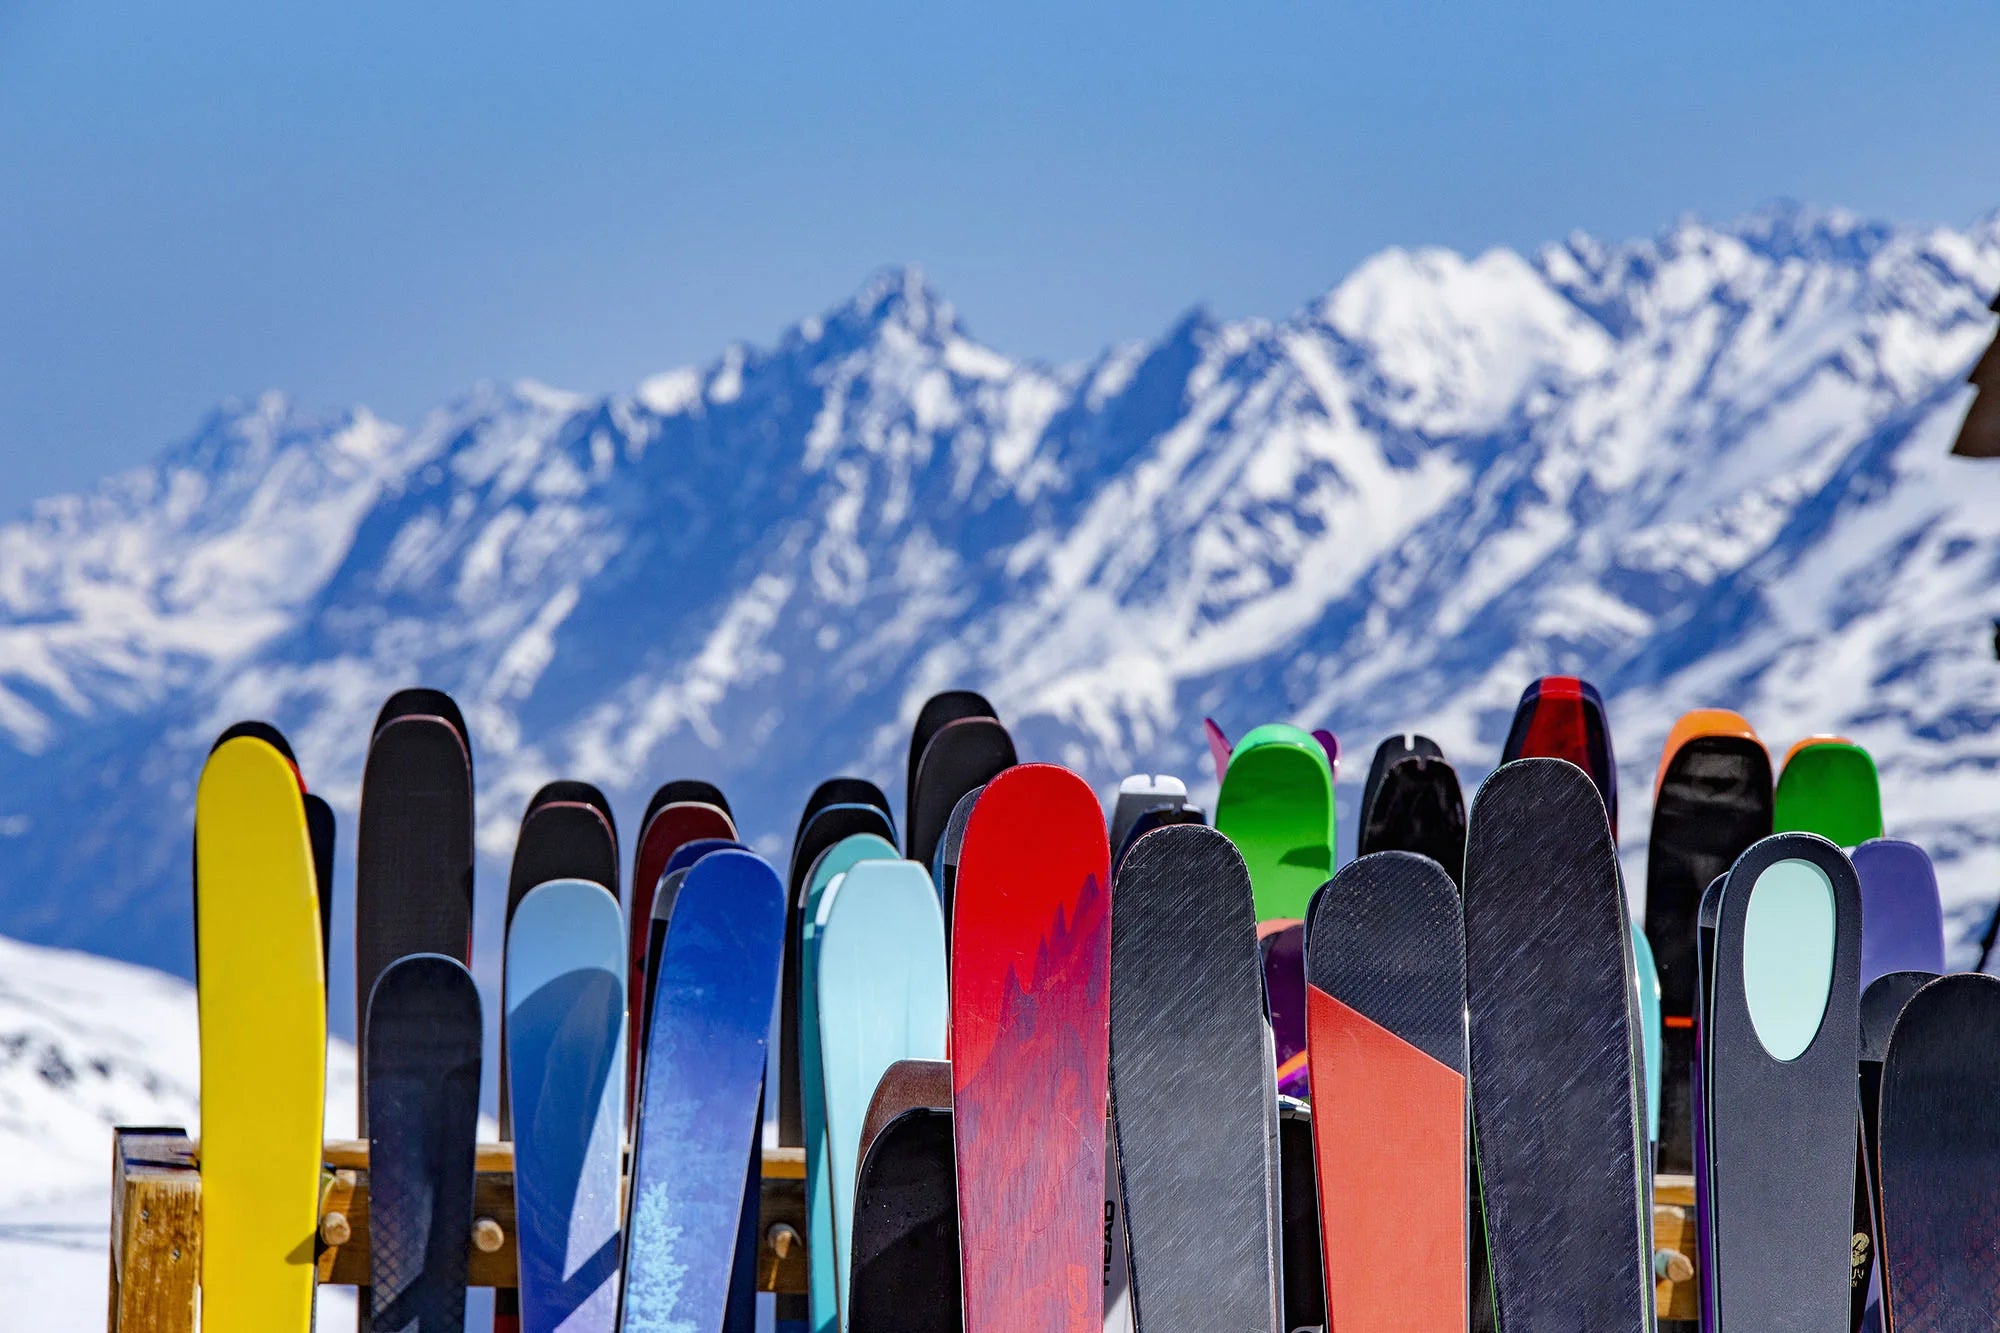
<box><xmin>1</xmin><ymin>203</ymin><xmax>1999</xmax><ymax>1039</ymax></box>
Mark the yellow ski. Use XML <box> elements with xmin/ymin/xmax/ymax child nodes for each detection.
<box><xmin>195</xmin><ymin>735</ymin><xmax>326</xmax><ymax>1332</ymax></box>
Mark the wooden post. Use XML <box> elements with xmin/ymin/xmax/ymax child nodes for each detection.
<box><xmin>108</xmin><ymin>1128</ymin><xmax>201</xmax><ymax>1333</ymax></box>
<box><xmin>1654</xmin><ymin>1172</ymin><xmax>1698</xmax><ymax>1320</ymax></box>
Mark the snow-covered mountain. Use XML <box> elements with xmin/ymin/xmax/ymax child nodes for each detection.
<box><xmin>3</xmin><ymin>202</ymin><xmax>1999</xmax><ymax>1041</ymax></box>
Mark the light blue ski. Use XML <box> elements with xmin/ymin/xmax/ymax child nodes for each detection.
<box><xmin>1631</xmin><ymin>922</ymin><xmax>1663</xmax><ymax>1150</ymax></box>
<box><xmin>816</xmin><ymin>858</ymin><xmax>949</xmax><ymax>1330</ymax></box>
<box><xmin>799</xmin><ymin>833</ymin><xmax>900</xmax><ymax>1333</ymax></box>
<box><xmin>620</xmin><ymin>849</ymin><xmax>785</xmax><ymax>1333</ymax></box>
<box><xmin>506</xmin><ymin>878</ymin><xmax>627</xmax><ymax>1333</ymax></box>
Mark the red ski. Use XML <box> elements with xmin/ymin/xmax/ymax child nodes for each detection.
<box><xmin>950</xmin><ymin>764</ymin><xmax>1111</xmax><ymax>1333</ymax></box>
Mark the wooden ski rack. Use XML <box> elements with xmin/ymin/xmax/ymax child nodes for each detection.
<box><xmin>106</xmin><ymin>1125</ymin><xmax>1697</xmax><ymax>1329</ymax></box>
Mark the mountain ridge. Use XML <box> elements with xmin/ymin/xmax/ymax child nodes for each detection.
<box><xmin>1</xmin><ymin>201</ymin><xmax>1997</xmax><ymax>1023</ymax></box>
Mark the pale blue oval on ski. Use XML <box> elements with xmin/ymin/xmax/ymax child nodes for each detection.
<box><xmin>799</xmin><ymin>832</ymin><xmax>900</xmax><ymax>1333</ymax></box>
<box><xmin>817</xmin><ymin>858</ymin><xmax>948</xmax><ymax>1331</ymax></box>
<box><xmin>504</xmin><ymin>878</ymin><xmax>627</xmax><ymax>1333</ymax></box>
<box><xmin>1742</xmin><ymin>857</ymin><xmax>1836</xmax><ymax>1061</ymax></box>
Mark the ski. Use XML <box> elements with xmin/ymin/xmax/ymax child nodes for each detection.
<box><xmin>798</xmin><ymin>832</ymin><xmax>902</xmax><ymax>1332</ymax></box>
<box><xmin>1644</xmin><ymin>707</ymin><xmax>1772</xmax><ymax>1179</ymax></box>
<box><xmin>1851</xmin><ymin>839</ymin><xmax>1945</xmax><ymax>984</ymax></box>
<box><xmin>1276</xmin><ymin>1098</ymin><xmax>1326</xmax><ymax>1333</ymax></box>
<box><xmin>1214</xmin><ymin>723</ymin><xmax>1334</xmax><ymax>921</ymax></box>
<box><xmin>356</xmin><ymin>713</ymin><xmax>474</xmax><ymax>1131</ymax></box>
<box><xmin>374</xmin><ymin>688</ymin><xmax>470</xmax><ymax>744</ymax></box>
<box><xmin>1311</xmin><ymin>729</ymin><xmax>1340</xmax><ymax>778</ymax></box>
<box><xmin>1203</xmin><ymin>717</ymin><xmax>1232</xmax><ymax>785</ymax></box>
<box><xmin>643</xmin><ymin>778</ymin><xmax>732</xmax><ymax>826</ymax></box>
<box><xmin>780</xmin><ymin>800</ymin><xmax>897</xmax><ymax>1157</ymax></box>
<box><xmin>629</xmin><ymin>796</ymin><xmax>736</xmax><ymax>1114</ymax></box>
<box><xmin>1630</xmin><ymin>925</ymin><xmax>1662</xmax><ymax>1162</ymax></box>
<box><xmin>907</xmin><ymin>715</ymin><xmax>1017</xmax><ymax>874</ymax></box>
<box><xmin>1702</xmin><ymin>832</ymin><xmax>1860</xmax><ymax>1332</ymax></box>
<box><xmin>1878</xmin><ymin>972</ymin><xmax>2000</xmax><ymax>1328</ymax></box>
<box><xmin>621</xmin><ymin>850</ymin><xmax>783</xmax><ymax>1332</ymax></box>
<box><xmin>1107</xmin><ymin>774</ymin><xmax>1189</xmax><ymax>859</ymax></box>
<box><xmin>798</xmin><ymin>776</ymin><xmax>892</xmax><ymax>842</ymax></box>
<box><xmin>951</xmin><ymin>763</ymin><xmax>1111</xmax><ymax>1333</ymax></box>
<box><xmin>1307</xmin><ymin>850</ymin><xmax>1468</xmax><ymax>1330</ymax></box>
<box><xmin>365</xmin><ymin>954</ymin><xmax>482</xmax><ymax>1333</ymax></box>
<box><xmin>1355</xmin><ymin>739</ymin><xmax>1466</xmax><ymax>885</ymax></box>
<box><xmin>1774</xmin><ymin>737</ymin><xmax>1883</xmax><ymax>846</ymax></box>
<box><xmin>527</xmin><ymin>779</ymin><xmax>618</xmax><ymax>852</ymax></box>
<box><xmin>1111</xmin><ymin>802</ymin><xmax>1205</xmax><ymax>873</ymax></box>
<box><xmin>1260</xmin><ymin>921</ymin><xmax>1309</xmax><ymax>1100</ymax></box>
<box><xmin>505</xmin><ymin>879</ymin><xmax>625</xmax><ymax>1333</ymax></box>
<box><xmin>195</xmin><ymin>735</ymin><xmax>327</xmax><ymax>1333</ymax></box>
<box><xmin>1108</xmin><ymin>823</ymin><xmax>1279</xmax><ymax>1329</ymax></box>
<box><xmin>858</xmin><ymin>1058</ymin><xmax>952</xmax><ymax>1172</ymax></box>
<box><xmin>1500</xmin><ymin>675</ymin><xmax>1618</xmax><ymax>834</ymax></box>
<box><xmin>818</xmin><ymin>859</ymin><xmax>949</xmax><ymax>1330</ymax></box>
<box><xmin>935</xmin><ymin>786</ymin><xmax>983</xmax><ymax>920</ymax></box>
<box><xmin>849</xmin><ymin>1106</ymin><xmax>962</xmax><ymax>1333</ymax></box>
<box><xmin>1854</xmin><ymin>969</ymin><xmax>1935</xmax><ymax>1330</ymax></box>
<box><xmin>906</xmin><ymin>689</ymin><xmax>997</xmax><ymax>823</ymax></box>
<box><xmin>1463</xmin><ymin>758</ymin><xmax>1650</xmax><ymax>1329</ymax></box>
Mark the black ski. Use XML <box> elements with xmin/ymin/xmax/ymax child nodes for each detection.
<box><xmin>1464</xmin><ymin>758</ymin><xmax>1650</xmax><ymax>1330</ymax></box>
<box><xmin>848</xmin><ymin>1107</ymin><xmax>962</xmax><ymax>1333</ymax></box>
<box><xmin>1854</xmin><ymin>969</ymin><xmax>1938</xmax><ymax>1331</ymax></box>
<box><xmin>1109</xmin><ymin>824</ymin><xmax>1279</xmax><ymax>1328</ymax></box>
<box><xmin>1276</xmin><ymin>1098</ymin><xmax>1325</xmax><ymax>1333</ymax></box>
<box><xmin>1877</xmin><ymin>972</ymin><xmax>2000</xmax><ymax>1329</ymax></box>
<box><xmin>906</xmin><ymin>716</ymin><xmax>1016</xmax><ymax>873</ymax></box>
<box><xmin>905</xmin><ymin>689</ymin><xmax>996</xmax><ymax>822</ymax></box>
<box><xmin>644</xmin><ymin>777</ymin><xmax>733</xmax><ymax>826</ymax></box>
<box><xmin>1702</xmin><ymin>832</ymin><xmax>1860</xmax><ymax>1333</ymax></box>
<box><xmin>374</xmin><ymin>688</ymin><xmax>470</xmax><ymax>746</ymax></box>
<box><xmin>1359</xmin><ymin>732</ymin><xmax>1443</xmax><ymax>838</ymax></box>
<box><xmin>365</xmin><ymin>953</ymin><xmax>482</xmax><ymax>1333</ymax></box>
<box><xmin>796</xmin><ymin>776</ymin><xmax>892</xmax><ymax>841</ymax></box>
<box><xmin>1355</xmin><ymin>743</ymin><xmax>1466</xmax><ymax>886</ymax></box>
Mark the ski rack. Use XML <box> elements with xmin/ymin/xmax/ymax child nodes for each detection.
<box><xmin>105</xmin><ymin>1125</ymin><xmax>1696</xmax><ymax>1328</ymax></box>
<box><xmin>105</xmin><ymin>1126</ymin><xmax>808</xmax><ymax>1331</ymax></box>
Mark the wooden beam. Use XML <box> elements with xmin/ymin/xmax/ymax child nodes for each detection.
<box><xmin>1654</xmin><ymin>1172</ymin><xmax>1697</xmax><ymax>1320</ymax></box>
<box><xmin>108</xmin><ymin>1128</ymin><xmax>201</xmax><ymax>1333</ymax></box>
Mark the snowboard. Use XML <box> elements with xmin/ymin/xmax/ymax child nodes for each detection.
<box><xmin>504</xmin><ymin>879</ymin><xmax>626</xmax><ymax>1333</ymax></box>
<box><xmin>1853</xmin><ymin>969</ymin><xmax>1936</xmax><ymax>1330</ymax></box>
<box><xmin>1307</xmin><ymin>850</ymin><xmax>1468</xmax><ymax>1331</ymax></box>
<box><xmin>1643</xmin><ymin>707</ymin><xmax>1772</xmax><ymax>1179</ymax></box>
<box><xmin>643</xmin><ymin>778</ymin><xmax>732</xmax><ymax>826</ymax></box>
<box><xmin>907</xmin><ymin>715</ymin><xmax>1018</xmax><ymax>874</ymax></box>
<box><xmin>1463</xmin><ymin>758</ymin><xmax>1650</xmax><ymax>1330</ymax></box>
<box><xmin>849</xmin><ymin>1106</ymin><xmax>962</xmax><ymax>1333</ymax></box>
<box><xmin>1850</xmin><ymin>840</ymin><xmax>1946</xmax><ymax>985</ymax></box>
<box><xmin>629</xmin><ymin>799</ymin><xmax>737</xmax><ymax>1114</ymax></box>
<box><xmin>1107</xmin><ymin>774</ymin><xmax>1189</xmax><ymax>859</ymax></box>
<box><xmin>818</xmin><ymin>859</ymin><xmax>950</xmax><ymax>1330</ymax></box>
<box><xmin>1702</xmin><ymin>832</ymin><xmax>1861</xmax><ymax>1333</ymax></box>
<box><xmin>1500</xmin><ymin>675</ymin><xmax>1618</xmax><ymax>834</ymax></box>
<box><xmin>1111</xmin><ymin>802</ymin><xmax>1205</xmax><ymax>874</ymax></box>
<box><xmin>951</xmin><ymin>763</ymin><xmax>1111</xmax><ymax>1333</ymax></box>
<box><xmin>1877</xmin><ymin>972</ymin><xmax>2000</xmax><ymax>1330</ymax></box>
<box><xmin>1276</xmin><ymin>1097</ymin><xmax>1326</xmax><ymax>1333</ymax></box>
<box><xmin>1214</xmin><ymin>722</ymin><xmax>1335</xmax><ymax>921</ymax></box>
<box><xmin>781</xmin><ymin>802</ymin><xmax>897</xmax><ymax>1152</ymax></box>
<box><xmin>1774</xmin><ymin>737</ymin><xmax>1883</xmax><ymax>846</ymax></box>
<box><xmin>621</xmin><ymin>850</ymin><xmax>784</xmax><ymax>1333</ymax></box>
<box><xmin>906</xmin><ymin>689</ymin><xmax>997</xmax><ymax>824</ymax></box>
<box><xmin>858</xmin><ymin>1058</ymin><xmax>953</xmax><ymax>1175</ymax></box>
<box><xmin>1108</xmin><ymin>824</ymin><xmax>1280</xmax><ymax>1330</ymax></box>
<box><xmin>1355</xmin><ymin>746</ymin><xmax>1467</xmax><ymax>886</ymax></box>
<box><xmin>1359</xmin><ymin>733</ymin><xmax>1442</xmax><ymax>835</ymax></box>
<box><xmin>1203</xmin><ymin>717</ymin><xmax>1232</xmax><ymax>784</ymax></box>
<box><xmin>797</xmin><ymin>776</ymin><xmax>893</xmax><ymax>843</ymax></box>
<box><xmin>195</xmin><ymin>735</ymin><xmax>327</xmax><ymax>1333</ymax></box>
<box><xmin>365</xmin><ymin>953</ymin><xmax>482</xmax><ymax>1333</ymax></box>
<box><xmin>798</xmin><ymin>833</ymin><xmax>901</xmax><ymax>1333</ymax></box>
<box><xmin>1260</xmin><ymin>921</ymin><xmax>1309</xmax><ymax>1100</ymax></box>
<box><xmin>356</xmin><ymin>714</ymin><xmax>474</xmax><ymax>1130</ymax></box>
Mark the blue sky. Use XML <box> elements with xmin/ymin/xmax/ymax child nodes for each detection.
<box><xmin>3</xmin><ymin>1</ymin><xmax>1996</xmax><ymax>503</ymax></box>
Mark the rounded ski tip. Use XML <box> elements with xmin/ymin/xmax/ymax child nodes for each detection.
<box><xmin>472</xmin><ymin>1217</ymin><xmax>505</xmax><ymax>1253</ymax></box>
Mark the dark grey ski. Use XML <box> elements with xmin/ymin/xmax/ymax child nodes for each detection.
<box><xmin>1108</xmin><ymin>824</ymin><xmax>1279</xmax><ymax>1330</ymax></box>
<box><xmin>366</xmin><ymin>954</ymin><xmax>482</xmax><ymax>1333</ymax></box>
<box><xmin>848</xmin><ymin>1107</ymin><xmax>962</xmax><ymax>1333</ymax></box>
<box><xmin>1464</xmin><ymin>758</ymin><xmax>1650</xmax><ymax>1331</ymax></box>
